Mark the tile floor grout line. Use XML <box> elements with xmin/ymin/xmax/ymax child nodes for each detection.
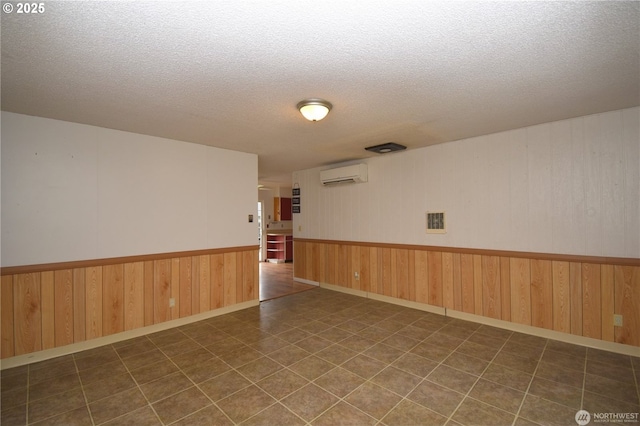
<box><xmin>212</xmin><ymin>320</ymin><xmax>332</xmax><ymax>425</ymax></box>
<box><xmin>166</xmin><ymin>337</ymin><xmax>241</xmax><ymax>426</ymax></box>
<box><xmin>580</xmin><ymin>346</ymin><xmax>588</xmax><ymax>412</ymax></box>
<box><xmin>113</xmin><ymin>337</ymin><xmax>165</xmax><ymax>426</ymax></box>
<box><xmin>239</xmin><ymin>399</ymin><xmax>305</xmax><ymax>426</ymax></box>
<box><xmin>633</xmin><ymin>356</ymin><xmax>640</xmax><ymax>406</ymax></box>
<box><xmin>341</xmin><ymin>297</ymin><xmax>440</xmax><ymax>412</ymax></box>
<box><xmin>25</xmin><ymin>361</ymin><xmax>31</xmax><ymax>425</ymax></box>
<box><xmin>291</xmin><ymin>300</ymin><xmax>459</xmax><ymax>423</ymax></box>
<box><xmin>245</xmin><ymin>307</ymin><xmax>402</xmax><ymax>425</ymax></box>
<box><xmin>346</xmin><ymin>318</ymin><xmax>454</xmax><ymax>424</ymax></box>
<box><xmin>511</xmin><ymin>338</ymin><xmax>549</xmax><ymax>426</ymax></box>
<box><xmin>523</xmin><ymin>356</ymin><xmax>600</xmax><ymax>412</ymax></box>
<box><xmin>439</xmin><ymin>325</ymin><xmax>513</xmax><ymax>425</ymax></box>
<box><xmin>219</xmin><ymin>300</ymin><xmax>620</xmax><ymax>426</ymax></box>
<box><xmin>25</xmin><ymin>355</ymin><xmax>90</xmax><ymax>425</ymax></box>
<box><xmin>221</xmin><ymin>319</ymin><xmax>344</xmax><ymax>425</ymax></box>
<box><xmin>302</xmin><ymin>378</ymin><xmax>377</xmax><ymax>426</ymax></box>
<box><xmin>284</xmin><ymin>296</ymin><xmax>608</xmax><ymax>426</ymax></box>
<box><xmin>587</xmin><ymin>353</ymin><xmax>639</xmax><ymax>404</ymax></box>
<box><xmin>72</xmin><ymin>352</ymin><xmax>97</xmax><ymax>426</ymax></box>
<box><xmin>517</xmin><ymin>344</ymin><xmax>636</xmax><ymax>422</ymax></box>
<box><xmin>366</xmin><ymin>316</ymin><xmax>455</xmax><ymax>421</ymax></box>
<box><xmin>446</xmin><ymin>331</ymin><xmax>541</xmax><ymax>396</ymax></box>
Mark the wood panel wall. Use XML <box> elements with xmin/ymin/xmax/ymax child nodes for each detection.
<box><xmin>1</xmin><ymin>247</ymin><xmax>259</xmax><ymax>359</ymax></box>
<box><xmin>294</xmin><ymin>240</ymin><xmax>640</xmax><ymax>347</ymax></box>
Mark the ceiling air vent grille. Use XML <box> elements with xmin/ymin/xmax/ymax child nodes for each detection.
<box><xmin>426</xmin><ymin>211</ymin><xmax>446</xmax><ymax>234</ymax></box>
<box><xmin>365</xmin><ymin>142</ymin><xmax>406</xmax><ymax>154</ymax></box>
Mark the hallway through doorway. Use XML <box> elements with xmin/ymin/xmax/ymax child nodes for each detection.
<box><xmin>259</xmin><ymin>262</ymin><xmax>315</xmax><ymax>301</ymax></box>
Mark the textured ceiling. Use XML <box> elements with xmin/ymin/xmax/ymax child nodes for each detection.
<box><xmin>2</xmin><ymin>1</ymin><xmax>639</xmax><ymax>184</ymax></box>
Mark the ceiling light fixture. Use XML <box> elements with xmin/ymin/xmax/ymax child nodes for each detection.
<box><xmin>297</xmin><ymin>98</ymin><xmax>332</xmax><ymax>122</ymax></box>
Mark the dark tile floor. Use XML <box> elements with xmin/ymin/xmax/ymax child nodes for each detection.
<box><xmin>1</xmin><ymin>288</ymin><xmax>639</xmax><ymax>425</ymax></box>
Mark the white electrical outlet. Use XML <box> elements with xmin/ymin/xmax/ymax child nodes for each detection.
<box><xmin>354</xmin><ymin>272</ymin><xmax>359</xmax><ymax>280</ymax></box>
<box><xmin>169</xmin><ymin>298</ymin><xmax>175</xmax><ymax>308</ymax></box>
<box><xmin>613</xmin><ymin>314</ymin><xmax>623</xmax><ymax>327</ymax></box>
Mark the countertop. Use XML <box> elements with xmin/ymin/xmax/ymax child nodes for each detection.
<box><xmin>266</xmin><ymin>229</ymin><xmax>293</xmax><ymax>235</ymax></box>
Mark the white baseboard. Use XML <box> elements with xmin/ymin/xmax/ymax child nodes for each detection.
<box><xmin>293</xmin><ymin>277</ymin><xmax>319</xmax><ymax>286</ymax></box>
<box><xmin>319</xmin><ymin>282</ymin><xmax>640</xmax><ymax>357</ymax></box>
<box><xmin>0</xmin><ymin>299</ymin><xmax>259</xmax><ymax>370</ymax></box>
<box><xmin>320</xmin><ymin>282</ymin><xmax>367</xmax><ymax>297</ymax></box>
<box><xmin>446</xmin><ymin>309</ymin><xmax>640</xmax><ymax>357</ymax></box>
<box><xmin>320</xmin><ymin>282</ymin><xmax>445</xmax><ymax>315</ymax></box>
<box><xmin>368</xmin><ymin>293</ymin><xmax>447</xmax><ymax>316</ymax></box>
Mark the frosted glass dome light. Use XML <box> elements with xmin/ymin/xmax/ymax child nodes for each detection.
<box><xmin>297</xmin><ymin>99</ymin><xmax>332</xmax><ymax>121</ymax></box>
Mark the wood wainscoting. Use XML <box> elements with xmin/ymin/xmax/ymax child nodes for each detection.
<box><xmin>294</xmin><ymin>239</ymin><xmax>640</xmax><ymax>348</ymax></box>
<box><xmin>0</xmin><ymin>246</ymin><xmax>259</xmax><ymax>359</ymax></box>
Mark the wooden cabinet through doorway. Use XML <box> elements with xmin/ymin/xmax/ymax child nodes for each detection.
<box><xmin>274</xmin><ymin>197</ymin><xmax>292</xmax><ymax>221</ymax></box>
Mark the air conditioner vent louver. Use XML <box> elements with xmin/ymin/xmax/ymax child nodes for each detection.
<box><xmin>320</xmin><ymin>164</ymin><xmax>368</xmax><ymax>186</ymax></box>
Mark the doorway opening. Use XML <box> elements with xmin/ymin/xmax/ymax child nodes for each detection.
<box><xmin>257</xmin><ymin>201</ymin><xmax>263</xmax><ymax>261</ymax></box>
<box><xmin>259</xmin><ymin>262</ymin><xmax>314</xmax><ymax>302</ymax></box>
<box><xmin>257</xmin><ymin>199</ymin><xmax>313</xmax><ymax>301</ymax></box>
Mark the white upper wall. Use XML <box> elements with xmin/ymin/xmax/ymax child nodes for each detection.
<box><xmin>1</xmin><ymin>112</ymin><xmax>258</xmax><ymax>267</ymax></box>
<box><xmin>293</xmin><ymin>107</ymin><xmax>640</xmax><ymax>259</ymax></box>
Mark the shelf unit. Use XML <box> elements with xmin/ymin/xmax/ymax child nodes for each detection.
<box><xmin>266</xmin><ymin>234</ymin><xmax>293</xmax><ymax>263</ymax></box>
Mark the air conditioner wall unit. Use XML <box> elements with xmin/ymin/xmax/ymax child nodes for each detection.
<box><xmin>320</xmin><ymin>164</ymin><xmax>368</xmax><ymax>185</ymax></box>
